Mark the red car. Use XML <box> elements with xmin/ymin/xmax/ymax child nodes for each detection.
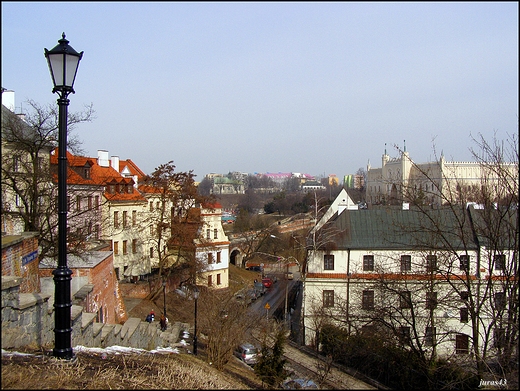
<box><xmin>262</xmin><ymin>277</ymin><xmax>273</xmax><ymax>288</ymax></box>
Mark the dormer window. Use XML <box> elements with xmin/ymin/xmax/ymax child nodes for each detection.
<box><xmin>127</xmin><ymin>184</ymin><xmax>133</xmax><ymax>194</ymax></box>
<box><xmin>84</xmin><ymin>167</ymin><xmax>90</xmax><ymax>179</ymax></box>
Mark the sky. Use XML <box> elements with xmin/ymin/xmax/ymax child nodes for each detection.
<box><xmin>2</xmin><ymin>2</ymin><xmax>518</xmax><ymax>181</ymax></box>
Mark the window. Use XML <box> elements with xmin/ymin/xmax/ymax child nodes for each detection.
<box><xmin>324</xmin><ymin>254</ymin><xmax>334</xmax><ymax>270</ymax></box>
<box><xmin>109</xmin><ymin>185</ymin><xmax>115</xmax><ymax>194</ymax></box>
<box><xmin>214</xmin><ymin>228</ymin><xmax>218</xmax><ymax>239</ymax></box>
<box><xmin>460</xmin><ymin>307</ymin><xmax>468</xmax><ymax>323</ymax></box>
<box><xmin>495</xmin><ymin>291</ymin><xmax>506</xmax><ymax>310</ymax></box>
<box><xmin>132</xmin><ymin>210</ymin><xmax>137</xmax><ymax>226</ymax></box>
<box><xmin>150</xmin><ymin>247</ymin><xmax>154</xmax><ymax>258</ymax></box>
<box><xmin>113</xmin><ymin>241</ymin><xmax>119</xmax><ymax>255</ymax></box>
<box><xmin>206</xmin><ymin>229</ymin><xmax>211</xmax><ymax>240</ymax></box>
<box><xmin>114</xmin><ymin>211</ymin><xmax>119</xmax><ymax>228</ymax></box>
<box><xmin>76</xmin><ymin>195</ymin><xmax>81</xmax><ymax>211</ymax></box>
<box><xmin>363</xmin><ymin>255</ymin><xmax>374</xmax><ymax>271</ymax></box>
<box><xmin>426</xmin><ymin>255</ymin><xmax>437</xmax><ymax>272</ymax></box>
<box><xmin>217</xmin><ymin>251</ymin><xmax>221</xmax><ymax>264</ymax></box>
<box><xmin>122</xmin><ymin>211</ymin><xmax>127</xmax><ymax>228</ymax></box>
<box><xmin>426</xmin><ymin>291</ymin><xmax>438</xmax><ymax>310</ymax></box>
<box><xmin>459</xmin><ymin>255</ymin><xmax>470</xmax><ymax>271</ymax></box>
<box><xmin>95</xmin><ymin>196</ymin><xmax>100</xmax><ymax>210</ymax></box>
<box><xmin>217</xmin><ymin>273</ymin><xmax>221</xmax><ymax>285</ymax></box>
<box><xmin>494</xmin><ymin>254</ymin><xmax>506</xmax><ymax>271</ymax></box>
<box><xmin>208</xmin><ymin>253</ymin><xmax>214</xmax><ymax>264</ymax></box>
<box><xmin>67</xmin><ymin>196</ymin><xmax>71</xmax><ymax>211</ymax></box>
<box><xmin>460</xmin><ymin>291</ymin><xmax>469</xmax><ymax>301</ymax></box>
<box><xmin>127</xmin><ymin>184</ymin><xmax>133</xmax><ymax>194</ymax></box>
<box><xmin>132</xmin><ymin>239</ymin><xmax>137</xmax><ymax>254</ymax></box>
<box><xmin>362</xmin><ymin>290</ymin><xmax>375</xmax><ymax>310</ymax></box>
<box><xmin>208</xmin><ymin>275</ymin><xmax>213</xmax><ymax>286</ymax></box>
<box><xmin>494</xmin><ymin>328</ymin><xmax>506</xmax><ymax>349</ymax></box>
<box><xmin>399</xmin><ymin>291</ymin><xmax>412</xmax><ymax>309</ymax></box>
<box><xmin>399</xmin><ymin>326</ymin><xmax>411</xmax><ymax>342</ymax></box>
<box><xmin>122</xmin><ymin>240</ymin><xmax>128</xmax><ymax>255</ymax></box>
<box><xmin>425</xmin><ymin>327</ymin><xmax>436</xmax><ymax>346</ymax></box>
<box><xmin>94</xmin><ymin>224</ymin><xmax>100</xmax><ymax>239</ymax></box>
<box><xmin>455</xmin><ymin>334</ymin><xmax>469</xmax><ymax>354</ymax></box>
<box><xmin>323</xmin><ymin>290</ymin><xmax>334</xmax><ymax>308</ymax></box>
<box><xmin>88</xmin><ymin>196</ymin><xmax>92</xmax><ymax>209</ymax></box>
<box><xmin>400</xmin><ymin>255</ymin><xmax>412</xmax><ymax>272</ymax></box>
<box><xmin>150</xmin><ymin>201</ymin><xmax>154</xmax><ymax>211</ymax></box>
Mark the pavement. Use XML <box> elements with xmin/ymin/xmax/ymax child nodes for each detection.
<box><xmin>283</xmin><ymin>342</ymin><xmax>377</xmax><ymax>390</ymax></box>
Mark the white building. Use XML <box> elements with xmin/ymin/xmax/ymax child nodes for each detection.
<box><xmin>366</xmin><ymin>145</ymin><xmax>518</xmax><ymax>206</ymax></box>
<box><xmin>303</xmin><ymin>189</ymin><xmax>517</xmax><ymax>363</ymax></box>
<box><xmin>195</xmin><ymin>202</ymin><xmax>230</xmax><ymax>289</ymax></box>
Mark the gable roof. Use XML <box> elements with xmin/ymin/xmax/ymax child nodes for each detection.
<box><xmin>322</xmin><ymin>206</ymin><xmax>477</xmax><ymax>252</ymax></box>
<box><xmin>50</xmin><ymin>148</ymin><xmax>147</xmax><ymax>202</ymax></box>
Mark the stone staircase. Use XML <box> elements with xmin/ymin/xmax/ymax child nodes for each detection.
<box><xmin>1</xmin><ymin>276</ymin><xmax>192</xmax><ymax>353</ymax></box>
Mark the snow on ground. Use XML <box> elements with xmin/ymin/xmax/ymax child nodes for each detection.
<box><xmin>2</xmin><ymin>344</ymin><xmax>181</xmax><ymax>357</ymax></box>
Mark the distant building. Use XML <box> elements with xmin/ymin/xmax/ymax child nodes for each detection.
<box><xmin>344</xmin><ymin>174</ymin><xmax>365</xmax><ymax>190</ymax></box>
<box><xmin>366</xmin><ymin>144</ymin><xmax>518</xmax><ymax>206</ymax></box>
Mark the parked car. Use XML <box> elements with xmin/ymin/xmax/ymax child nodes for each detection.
<box><xmin>247</xmin><ymin>288</ymin><xmax>258</xmax><ymax>301</ymax></box>
<box><xmin>285</xmin><ymin>272</ymin><xmax>294</xmax><ymax>280</ymax></box>
<box><xmin>235</xmin><ymin>288</ymin><xmax>256</xmax><ymax>304</ymax></box>
<box><xmin>246</xmin><ymin>265</ymin><xmax>262</xmax><ymax>272</ymax></box>
<box><xmin>262</xmin><ymin>277</ymin><xmax>273</xmax><ymax>288</ymax></box>
<box><xmin>254</xmin><ymin>281</ymin><xmax>266</xmax><ymax>296</ymax></box>
<box><xmin>234</xmin><ymin>343</ymin><xmax>260</xmax><ymax>365</ymax></box>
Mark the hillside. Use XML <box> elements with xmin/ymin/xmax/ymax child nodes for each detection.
<box><xmin>1</xmin><ymin>346</ymin><xmax>264</xmax><ymax>389</ymax></box>
<box><xmin>2</xmin><ymin>266</ymin><xmax>268</xmax><ymax>390</ymax></box>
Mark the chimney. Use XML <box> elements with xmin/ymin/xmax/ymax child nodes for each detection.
<box><xmin>98</xmin><ymin>150</ymin><xmax>109</xmax><ymax>167</ymax></box>
<box><xmin>111</xmin><ymin>156</ymin><xmax>120</xmax><ymax>172</ymax></box>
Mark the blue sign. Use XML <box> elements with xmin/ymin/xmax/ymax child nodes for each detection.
<box><xmin>22</xmin><ymin>250</ymin><xmax>38</xmax><ymax>266</ymax></box>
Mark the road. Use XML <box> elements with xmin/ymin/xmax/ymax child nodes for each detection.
<box><xmin>248</xmin><ymin>274</ymin><xmax>378</xmax><ymax>390</ymax></box>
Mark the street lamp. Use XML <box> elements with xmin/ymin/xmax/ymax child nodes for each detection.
<box><xmin>193</xmin><ymin>286</ymin><xmax>200</xmax><ymax>355</ymax></box>
<box><xmin>44</xmin><ymin>33</ymin><xmax>83</xmax><ymax>360</ymax></box>
<box><xmin>162</xmin><ymin>279</ymin><xmax>167</xmax><ymax>330</ymax></box>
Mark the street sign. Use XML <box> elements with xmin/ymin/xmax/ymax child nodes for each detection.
<box><xmin>264</xmin><ymin>303</ymin><xmax>270</xmax><ymax>309</ymax></box>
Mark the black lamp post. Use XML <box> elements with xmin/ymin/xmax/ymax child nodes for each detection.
<box><xmin>193</xmin><ymin>286</ymin><xmax>200</xmax><ymax>355</ymax></box>
<box><xmin>44</xmin><ymin>33</ymin><xmax>83</xmax><ymax>360</ymax></box>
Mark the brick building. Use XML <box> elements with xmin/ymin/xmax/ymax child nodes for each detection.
<box><xmin>1</xmin><ymin>232</ymin><xmax>40</xmax><ymax>293</ymax></box>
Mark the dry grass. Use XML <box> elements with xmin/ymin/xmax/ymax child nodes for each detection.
<box><xmin>1</xmin><ymin>348</ymin><xmax>264</xmax><ymax>389</ymax></box>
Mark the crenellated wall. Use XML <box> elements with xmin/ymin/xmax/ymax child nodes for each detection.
<box><xmin>1</xmin><ymin>276</ymin><xmax>191</xmax><ymax>353</ymax></box>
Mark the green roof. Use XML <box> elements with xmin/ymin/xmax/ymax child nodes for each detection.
<box><xmin>325</xmin><ymin>206</ymin><xmax>478</xmax><ymax>251</ymax></box>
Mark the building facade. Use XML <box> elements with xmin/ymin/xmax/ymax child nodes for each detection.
<box><xmin>303</xmin><ymin>189</ymin><xmax>517</xmax><ymax>364</ymax></box>
<box><xmin>366</xmin><ymin>146</ymin><xmax>518</xmax><ymax>206</ymax></box>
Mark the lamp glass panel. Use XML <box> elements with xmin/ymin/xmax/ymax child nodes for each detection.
<box><xmin>65</xmin><ymin>54</ymin><xmax>80</xmax><ymax>87</ymax></box>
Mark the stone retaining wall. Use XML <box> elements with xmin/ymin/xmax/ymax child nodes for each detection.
<box><xmin>2</xmin><ymin>276</ymin><xmax>191</xmax><ymax>353</ymax></box>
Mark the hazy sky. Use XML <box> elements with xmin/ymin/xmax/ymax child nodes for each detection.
<box><xmin>2</xmin><ymin>2</ymin><xmax>518</xmax><ymax>180</ymax></box>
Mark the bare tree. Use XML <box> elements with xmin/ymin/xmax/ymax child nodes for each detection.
<box><xmin>140</xmin><ymin>161</ymin><xmax>215</xmax><ymax>299</ymax></box>
<box><xmin>198</xmin><ymin>287</ymin><xmax>262</xmax><ymax>370</ymax></box>
<box><xmin>1</xmin><ymin>99</ymin><xmax>94</xmax><ymax>262</ymax></box>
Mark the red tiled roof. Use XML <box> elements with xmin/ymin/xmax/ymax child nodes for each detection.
<box><xmin>50</xmin><ymin>148</ymin><xmax>147</xmax><ymax>202</ymax></box>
